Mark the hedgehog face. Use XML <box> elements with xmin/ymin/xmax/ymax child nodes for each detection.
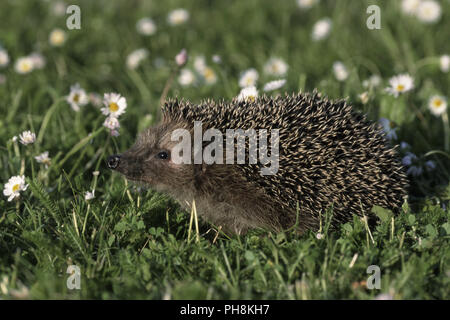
<box><xmin>107</xmin><ymin>123</ymin><xmax>194</xmax><ymax>193</ymax></box>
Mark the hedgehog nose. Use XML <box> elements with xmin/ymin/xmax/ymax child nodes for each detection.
<box><xmin>107</xmin><ymin>154</ymin><xmax>121</xmax><ymax>169</ymax></box>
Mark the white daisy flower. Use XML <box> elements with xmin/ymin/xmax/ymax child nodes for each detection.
<box><xmin>428</xmin><ymin>95</ymin><xmax>447</xmax><ymax>116</ymax></box>
<box><xmin>66</xmin><ymin>83</ymin><xmax>88</xmax><ymax>112</ymax></box>
<box><xmin>35</xmin><ymin>151</ymin><xmax>51</xmax><ymax>168</ymax></box>
<box><xmin>362</xmin><ymin>74</ymin><xmax>382</xmax><ymax>88</ymax></box>
<box><xmin>385</xmin><ymin>74</ymin><xmax>414</xmax><ymax>97</ymax></box>
<box><xmin>178</xmin><ymin>68</ymin><xmax>196</xmax><ymax>86</ymax></box>
<box><xmin>237</xmin><ymin>86</ymin><xmax>258</xmax><ymax>102</ymax></box>
<box><xmin>19</xmin><ymin>130</ymin><xmax>36</xmax><ymax>145</ymax></box>
<box><xmin>85</xmin><ymin>190</ymin><xmax>95</xmax><ymax>201</ymax></box>
<box><xmin>49</xmin><ymin>28</ymin><xmax>66</xmax><ymax>47</ymax></box>
<box><xmin>103</xmin><ymin>116</ymin><xmax>120</xmax><ymax>130</ymax></box>
<box><xmin>401</xmin><ymin>0</ymin><xmax>421</xmax><ymax>15</ymax></box>
<box><xmin>14</xmin><ymin>56</ymin><xmax>34</xmax><ymax>74</ymax></box>
<box><xmin>88</xmin><ymin>92</ymin><xmax>102</xmax><ymax>108</ymax></box>
<box><xmin>168</xmin><ymin>9</ymin><xmax>189</xmax><ymax>26</ymax></box>
<box><xmin>193</xmin><ymin>55</ymin><xmax>207</xmax><ymax>73</ymax></box>
<box><xmin>52</xmin><ymin>1</ymin><xmax>66</xmax><ymax>16</ymax></box>
<box><xmin>136</xmin><ymin>17</ymin><xmax>157</xmax><ymax>36</ymax></box>
<box><xmin>126</xmin><ymin>48</ymin><xmax>149</xmax><ymax>70</ymax></box>
<box><xmin>440</xmin><ymin>55</ymin><xmax>450</xmax><ymax>73</ymax></box>
<box><xmin>175</xmin><ymin>48</ymin><xmax>188</xmax><ymax>67</ymax></box>
<box><xmin>332</xmin><ymin>61</ymin><xmax>349</xmax><ymax>81</ymax></box>
<box><xmin>312</xmin><ymin>18</ymin><xmax>332</xmax><ymax>41</ymax></box>
<box><xmin>263</xmin><ymin>79</ymin><xmax>286</xmax><ymax>92</ymax></box>
<box><xmin>416</xmin><ymin>0</ymin><xmax>441</xmax><ymax>23</ymax></box>
<box><xmin>0</xmin><ymin>49</ymin><xmax>9</xmax><ymax>67</ymax></box>
<box><xmin>3</xmin><ymin>175</ymin><xmax>28</xmax><ymax>202</ymax></box>
<box><xmin>264</xmin><ymin>57</ymin><xmax>289</xmax><ymax>76</ymax></box>
<box><xmin>297</xmin><ymin>0</ymin><xmax>320</xmax><ymax>9</ymax></box>
<box><xmin>29</xmin><ymin>52</ymin><xmax>46</xmax><ymax>69</ymax></box>
<box><xmin>202</xmin><ymin>67</ymin><xmax>217</xmax><ymax>85</ymax></box>
<box><xmin>239</xmin><ymin>68</ymin><xmax>259</xmax><ymax>88</ymax></box>
<box><xmin>358</xmin><ymin>91</ymin><xmax>369</xmax><ymax>104</ymax></box>
<box><xmin>379</xmin><ymin>118</ymin><xmax>398</xmax><ymax>140</ymax></box>
<box><xmin>101</xmin><ymin>93</ymin><xmax>127</xmax><ymax>118</ymax></box>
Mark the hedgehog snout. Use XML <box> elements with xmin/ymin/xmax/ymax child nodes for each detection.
<box><xmin>107</xmin><ymin>154</ymin><xmax>121</xmax><ymax>170</ymax></box>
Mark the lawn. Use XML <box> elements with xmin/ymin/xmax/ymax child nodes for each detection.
<box><xmin>0</xmin><ymin>0</ymin><xmax>449</xmax><ymax>299</ymax></box>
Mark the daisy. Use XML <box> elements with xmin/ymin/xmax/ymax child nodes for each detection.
<box><xmin>202</xmin><ymin>67</ymin><xmax>217</xmax><ymax>85</ymax></box>
<box><xmin>193</xmin><ymin>55</ymin><xmax>207</xmax><ymax>73</ymax></box>
<box><xmin>101</xmin><ymin>93</ymin><xmax>127</xmax><ymax>118</ymax></box>
<box><xmin>263</xmin><ymin>79</ymin><xmax>286</xmax><ymax>92</ymax></box>
<box><xmin>52</xmin><ymin>1</ymin><xmax>66</xmax><ymax>16</ymax></box>
<box><xmin>385</xmin><ymin>74</ymin><xmax>414</xmax><ymax>97</ymax></box>
<box><xmin>14</xmin><ymin>56</ymin><xmax>34</xmax><ymax>74</ymax></box>
<box><xmin>358</xmin><ymin>91</ymin><xmax>369</xmax><ymax>104</ymax></box>
<box><xmin>264</xmin><ymin>58</ymin><xmax>288</xmax><ymax>76</ymax></box>
<box><xmin>88</xmin><ymin>92</ymin><xmax>102</xmax><ymax>108</ymax></box>
<box><xmin>136</xmin><ymin>17</ymin><xmax>157</xmax><ymax>36</ymax></box>
<box><xmin>362</xmin><ymin>74</ymin><xmax>382</xmax><ymax>88</ymax></box>
<box><xmin>85</xmin><ymin>190</ymin><xmax>95</xmax><ymax>201</ymax></box>
<box><xmin>297</xmin><ymin>0</ymin><xmax>320</xmax><ymax>9</ymax></box>
<box><xmin>19</xmin><ymin>130</ymin><xmax>36</xmax><ymax>145</ymax></box>
<box><xmin>401</xmin><ymin>0</ymin><xmax>421</xmax><ymax>15</ymax></box>
<box><xmin>126</xmin><ymin>48</ymin><xmax>149</xmax><ymax>70</ymax></box>
<box><xmin>379</xmin><ymin>118</ymin><xmax>397</xmax><ymax>140</ymax></box>
<box><xmin>0</xmin><ymin>49</ymin><xmax>9</xmax><ymax>67</ymax></box>
<box><xmin>35</xmin><ymin>151</ymin><xmax>51</xmax><ymax>168</ymax></box>
<box><xmin>440</xmin><ymin>55</ymin><xmax>450</xmax><ymax>73</ymax></box>
<box><xmin>168</xmin><ymin>9</ymin><xmax>189</xmax><ymax>26</ymax></box>
<box><xmin>49</xmin><ymin>28</ymin><xmax>66</xmax><ymax>47</ymax></box>
<box><xmin>175</xmin><ymin>48</ymin><xmax>188</xmax><ymax>67</ymax></box>
<box><xmin>66</xmin><ymin>83</ymin><xmax>88</xmax><ymax>111</ymax></box>
<box><xmin>237</xmin><ymin>86</ymin><xmax>258</xmax><ymax>103</ymax></box>
<box><xmin>239</xmin><ymin>68</ymin><xmax>259</xmax><ymax>88</ymax></box>
<box><xmin>29</xmin><ymin>52</ymin><xmax>46</xmax><ymax>69</ymax></box>
<box><xmin>416</xmin><ymin>0</ymin><xmax>441</xmax><ymax>23</ymax></box>
<box><xmin>311</xmin><ymin>18</ymin><xmax>332</xmax><ymax>41</ymax></box>
<box><xmin>428</xmin><ymin>95</ymin><xmax>447</xmax><ymax>116</ymax></box>
<box><xmin>103</xmin><ymin>116</ymin><xmax>120</xmax><ymax>130</ymax></box>
<box><xmin>332</xmin><ymin>61</ymin><xmax>349</xmax><ymax>81</ymax></box>
<box><xmin>3</xmin><ymin>175</ymin><xmax>28</xmax><ymax>201</ymax></box>
<box><xmin>178</xmin><ymin>68</ymin><xmax>196</xmax><ymax>86</ymax></box>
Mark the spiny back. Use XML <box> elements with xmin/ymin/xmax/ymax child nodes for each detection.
<box><xmin>162</xmin><ymin>92</ymin><xmax>408</xmax><ymax>227</ymax></box>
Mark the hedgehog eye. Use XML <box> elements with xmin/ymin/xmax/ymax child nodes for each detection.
<box><xmin>156</xmin><ymin>151</ymin><xmax>169</xmax><ymax>160</ymax></box>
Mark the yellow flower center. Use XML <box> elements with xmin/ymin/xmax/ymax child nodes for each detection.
<box><xmin>73</xmin><ymin>94</ymin><xmax>79</xmax><ymax>103</ymax></box>
<box><xmin>109</xmin><ymin>102</ymin><xmax>119</xmax><ymax>112</ymax></box>
<box><xmin>204</xmin><ymin>68</ymin><xmax>214</xmax><ymax>80</ymax></box>
<box><xmin>247</xmin><ymin>96</ymin><xmax>256</xmax><ymax>102</ymax></box>
<box><xmin>396</xmin><ymin>84</ymin><xmax>405</xmax><ymax>91</ymax></box>
<box><xmin>21</xmin><ymin>61</ymin><xmax>32</xmax><ymax>72</ymax></box>
<box><xmin>12</xmin><ymin>184</ymin><xmax>20</xmax><ymax>192</ymax></box>
<box><xmin>433</xmin><ymin>100</ymin><xmax>442</xmax><ymax>107</ymax></box>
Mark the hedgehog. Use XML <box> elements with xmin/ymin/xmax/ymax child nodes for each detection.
<box><xmin>107</xmin><ymin>92</ymin><xmax>408</xmax><ymax>235</ymax></box>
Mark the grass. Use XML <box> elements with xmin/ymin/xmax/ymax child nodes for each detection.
<box><xmin>0</xmin><ymin>0</ymin><xmax>449</xmax><ymax>299</ymax></box>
